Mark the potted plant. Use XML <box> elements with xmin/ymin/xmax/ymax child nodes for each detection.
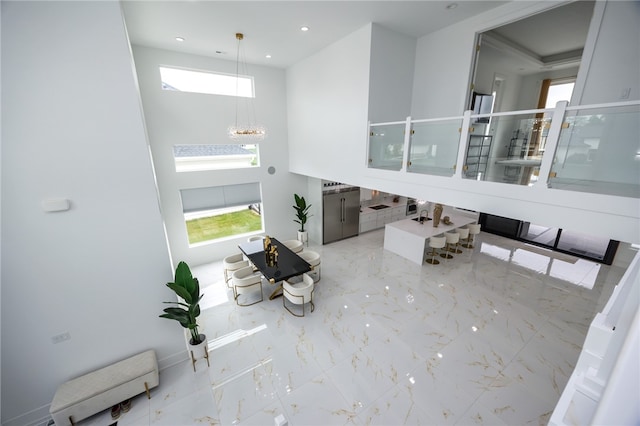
<box><xmin>159</xmin><ymin>261</ymin><xmax>209</xmax><ymax>370</ymax></box>
<box><xmin>293</xmin><ymin>193</ymin><xmax>312</xmax><ymax>244</ymax></box>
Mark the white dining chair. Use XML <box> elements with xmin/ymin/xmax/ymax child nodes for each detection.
<box><xmin>283</xmin><ymin>273</ymin><xmax>315</xmax><ymax>317</ymax></box>
<box><xmin>282</xmin><ymin>239</ymin><xmax>303</xmax><ymax>253</ymax></box>
<box><xmin>232</xmin><ymin>266</ymin><xmax>263</xmax><ymax>306</ymax></box>
<box><xmin>223</xmin><ymin>253</ymin><xmax>249</xmax><ymax>288</ymax></box>
<box><xmin>298</xmin><ymin>250</ymin><xmax>321</xmax><ymax>282</ymax></box>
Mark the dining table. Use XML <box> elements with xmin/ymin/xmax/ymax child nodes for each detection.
<box><xmin>238</xmin><ymin>237</ymin><xmax>311</xmax><ymax>299</ymax></box>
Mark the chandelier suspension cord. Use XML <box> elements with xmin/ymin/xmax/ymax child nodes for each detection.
<box><xmin>234</xmin><ymin>33</ymin><xmax>241</xmax><ymax>130</ymax></box>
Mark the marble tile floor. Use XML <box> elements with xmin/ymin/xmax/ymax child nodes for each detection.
<box><xmin>79</xmin><ymin>229</ymin><xmax>625</xmax><ymax>426</ymax></box>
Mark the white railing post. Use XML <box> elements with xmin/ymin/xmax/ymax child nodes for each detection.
<box><xmin>401</xmin><ymin>116</ymin><xmax>412</xmax><ymax>173</ymax></box>
<box><xmin>533</xmin><ymin>100</ymin><xmax>568</xmax><ymax>188</ymax></box>
<box><xmin>365</xmin><ymin>120</ymin><xmax>372</xmax><ymax>168</ymax></box>
<box><xmin>454</xmin><ymin>110</ymin><xmax>472</xmax><ymax>179</ymax></box>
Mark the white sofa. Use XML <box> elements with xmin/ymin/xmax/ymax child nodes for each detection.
<box><xmin>49</xmin><ymin>349</ymin><xmax>159</xmax><ymax>425</ymax></box>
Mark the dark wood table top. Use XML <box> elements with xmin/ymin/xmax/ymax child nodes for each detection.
<box><xmin>238</xmin><ymin>237</ymin><xmax>311</xmax><ymax>283</ymax></box>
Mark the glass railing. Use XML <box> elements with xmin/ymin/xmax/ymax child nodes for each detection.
<box><xmin>463</xmin><ymin>112</ymin><xmax>552</xmax><ymax>186</ymax></box>
<box><xmin>368</xmin><ymin>122</ymin><xmax>405</xmax><ymax>171</ymax></box>
<box><xmin>366</xmin><ymin>100</ymin><xmax>639</xmax><ymax>199</ymax></box>
<box><xmin>407</xmin><ymin>118</ymin><xmax>462</xmax><ymax>177</ymax></box>
<box><xmin>549</xmin><ymin>103</ymin><xmax>640</xmax><ymax>198</ymax></box>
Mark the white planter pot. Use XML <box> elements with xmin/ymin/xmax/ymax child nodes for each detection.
<box><xmin>188</xmin><ymin>334</ymin><xmax>209</xmax><ymax>371</ymax></box>
<box><xmin>297</xmin><ymin>230</ymin><xmax>308</xmax><ymax>245</ymax></box>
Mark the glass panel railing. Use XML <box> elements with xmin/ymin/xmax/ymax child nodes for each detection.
<box><xmin>368</xmin><ymin>122</ymin><xmax>405</xmax><ymax>171</ymax></box>
<box><xmin>464</xmin><ymin>112</ymin><xmax>551</xmax><ymax>186</ymax></box>
<box><xmin>407</xmin><ymin>118</ymin><xmax>462</xmax><ymax>177</ymax></box>
<box><xmin>549</xmin><ymin>103</ymin><xmax>640</xmax><ymax>198</ymax></box>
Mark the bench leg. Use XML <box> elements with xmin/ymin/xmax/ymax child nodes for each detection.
<box><xmin>144</xmin><ymin>381</ymin><xmax>150</xmax><ymax>399</ymax></box>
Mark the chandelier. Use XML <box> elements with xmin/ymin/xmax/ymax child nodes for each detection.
<box><xmin>228</xmin><ymin>33</ymin><xmax>266</xmax><ymax>141</ymax></box>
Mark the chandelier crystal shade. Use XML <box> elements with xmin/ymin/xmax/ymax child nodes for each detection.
<box><xmin>228</xmin><ymin>33</ymin><xmax>266</xmax><ymax>141</ymax></box>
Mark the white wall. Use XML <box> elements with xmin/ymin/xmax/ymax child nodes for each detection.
<box><xmin>368</xmin><ymin>24</ymin><xmax>416</xmax><ymax>123</ymax></box>
<box><xmin>131</xmin><ymin>46</ymin><xmax>307</xmax><ymax>266</ymax></box>
<box><xmin>287</xmin><ymin>24</ymin><xmax>372</xmax><ymax>186</ymax></box>
<box><xmin>579</xmin><ymin>0</ymin><xmax>640</xmax><ymax>104</ymax></box>
<box><xmin>0</xmin><ymin>2</ymin><xmax>3</xmax><ymax>421</ymax></box>
<box><xmin>411</xmin><ymin>22</ymin><xmax>476</xmax><ymax>118</ymax></box>
<box><xmin>1</xmin><ymin>3</ymin><xmax>184</xmax><ymax>425</ymax></box>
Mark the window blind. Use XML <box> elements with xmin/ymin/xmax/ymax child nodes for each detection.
<box><xmin>180</xmin><ymin>183</ymin><xmax>261</xmax><ymax>213</ymax></box>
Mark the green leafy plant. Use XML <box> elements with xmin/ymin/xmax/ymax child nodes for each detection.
<box><xmin>293</xmin><ymin>194</ymin><xmax>312</xmax><ymax>232</ymax></box>
<box><xmin>159</xmin><ymin>261</ymin><xmax>204</xmax><ymax>345</ymax></box>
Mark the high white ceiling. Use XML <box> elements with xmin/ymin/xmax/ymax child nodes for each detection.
<box><xmin>121</xmin><ymin>0</ymin><xmax>508</xmax><ymax>69</ymax></box>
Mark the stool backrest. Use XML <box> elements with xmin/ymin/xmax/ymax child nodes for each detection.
<box><xmin>457</xmin><ymin>227</ymin><xmax>470</xmax><ymax>239</ymax></box>
<box><xmin>430</xmin><ymin>236</ymin><xmax>447</xmax><ymax>249</ymax></box>
<box><xmin>468</xmin><ymin>224</ymin><xmax>481</xmax><ymax>235</ymax></box>
<box><xmin>445</xmin><ymin>232</ymin><xmax>459</xmax><ymax>244</ymax></box>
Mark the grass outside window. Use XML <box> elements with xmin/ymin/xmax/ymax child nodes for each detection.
<box><xmin>186</xmin><ymin>209</ymin><xmax>262</xmax><ymax>244</ymax></box>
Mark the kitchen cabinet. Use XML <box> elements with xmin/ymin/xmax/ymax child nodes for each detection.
<box><xmin>359</xmin><ymin>204</ymin><xmax>410</xmax><ymax>233</ymax></box>
<box><xmin>323</xmin><ymin>188</ymin><xmax>360</xmax><ymax>244</ymax></box>
<box><xmin>359</xmin><ymin>212</ymin><xmax>377</xmax><ymax>233</ymax></box>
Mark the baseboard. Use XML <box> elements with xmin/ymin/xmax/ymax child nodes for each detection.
<box><xmin>158</xmin><ymin>349</ymin><xmax>189</xmax><ymax>370</ymax></box>
<box><xmin>2</xmin><ymin>350</ymin><xmax>188</xmax><ymax>426</ymax></box>
<box><xmin>2</xmin><ymin>403</ymin><xmax>51</xmax><ymax>426</ymax></box>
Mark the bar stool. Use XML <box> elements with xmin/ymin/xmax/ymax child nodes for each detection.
<box><xmin>465</xmin><ymin>224</ymin><xmax>481</xmax><ymax>249</ymax></box>
<box><xmin>455</xmin><ymin>227</ymin><xmax>469</xmax><ymax>253</ymax></box>
<box><xmin>426</xmin><ymin>235</ymin><xmax>446</xmax><ymax>265</ymax></box>
<box><xmin>441</xmin><ymin>231</ymin><xmax>459</xmax><ymax>259</ymax></box>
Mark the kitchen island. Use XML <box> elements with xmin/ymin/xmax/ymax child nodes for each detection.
<box><xmin>383</xmin><ymin>210</ymin><xmax>478</xmax><ymax>264</ymax></box>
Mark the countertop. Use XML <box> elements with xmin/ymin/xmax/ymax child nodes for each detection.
<box><xmin>360</xmin><ymin>200</ymin><xmax>407</xmax><ymax>214</ymax></box>
<box><xmin>386</xmin><ymin>212</ymin><xmax>477</xmax><ymax>239</ymax></box>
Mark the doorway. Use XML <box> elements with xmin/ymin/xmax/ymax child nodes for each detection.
<box><xmin>468</xmin><ymin>1</ymin><xmax>595</xmax><ymax>112</ymax></box>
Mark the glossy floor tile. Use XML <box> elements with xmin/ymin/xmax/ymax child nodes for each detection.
<box><xmin>78</xmin><ymin>229</ymin><xmax>623</xmax><ymax>426</ymax></box>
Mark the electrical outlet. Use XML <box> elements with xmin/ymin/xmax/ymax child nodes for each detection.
<box><xmin>51</xmin><ymin>332</ymin><xmax>71</xmax><ymax>344</ymax></box>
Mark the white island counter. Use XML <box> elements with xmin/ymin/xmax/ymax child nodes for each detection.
<box><xmin>383</xmin><ymin>210</ymin><xmax>478</xmax><ymax>264</ymax></box>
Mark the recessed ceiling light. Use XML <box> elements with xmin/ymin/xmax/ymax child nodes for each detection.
<box><xmin>446</xmin><ymin>3</ymin><xmax>458</xmax><ymax>10</ymax></box>
<box><xmin>175</xmin><ymin>36</ymin><xmax>185</xmax><ymax>42</ymax></box>
<box><xmin>265</xmin><ymin>54</ymin><xmax>272</xmax><ymax>59</ymax></box>
<box><xmin>300</xmin><ymin>26</ymin><xmax>309</xmax><ymax>32</ymax></box>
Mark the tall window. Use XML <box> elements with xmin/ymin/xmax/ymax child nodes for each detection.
<box><xmin>159</xmin><ymin>66</ymin><xmax>254</xmax><ymax>97</ymax></box>
<box><xmin>173</xmin><ymin>144</ymin><xmax>259</xmax><ymax>172</ymax></box>
<box><xmin>180</xmin><ymin>183</ymin><xmax>263</xmax><ymax>245</ymax></box>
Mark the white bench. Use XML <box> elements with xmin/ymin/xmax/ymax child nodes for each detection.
<box><xmin>50</xmin><ymin>350</ymin><xmax>159</xmax><ymax>426</ymax></box>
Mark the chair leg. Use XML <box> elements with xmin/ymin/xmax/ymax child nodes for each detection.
<box><xmin>283</xmin><ymin>292</ymin><xmax>305</xmax><ymax>317</ymax></box>
<box><xmin>425</xmin><ymin>248</ymin><xmax>440</xmax><ymax>265</ymax></box>
<box><xmin>235</xmin><ymin>282</ymin><xmax>263</xmax><ymax>306</ymax></box>
<box><xmin>454</xmin><ymin>241</ymin><xmax>463</xmax><ymax>254</ymax></box>
<box><xmin>440</xmin><ymin>243</ymin><xmax>454</xmax><ymax>259</ymax></box>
